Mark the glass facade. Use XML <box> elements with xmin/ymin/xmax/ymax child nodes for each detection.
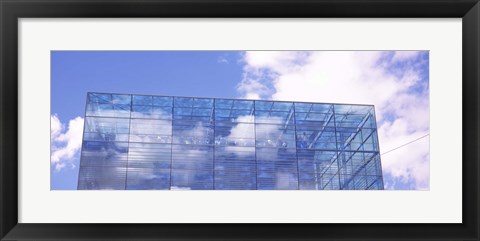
<box><xmin>78</xmin><ymin>92</ymin><xmax>384</xmax><ymax>190</ymax></box>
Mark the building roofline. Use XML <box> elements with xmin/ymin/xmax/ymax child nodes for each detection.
<box><xmin>86</xmin><ymin>91</ymin><xmax>376</xmax><ymax>107</ymax></box>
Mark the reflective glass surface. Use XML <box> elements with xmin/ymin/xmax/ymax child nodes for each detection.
<box><xmin>78</xmin><ymin>93</ymin><xmax>384</xmax><ymax>190</ymax></box>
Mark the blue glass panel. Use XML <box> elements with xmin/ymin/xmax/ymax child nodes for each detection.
<box><xmin>88</xmin><ymin>93</ymin><xmax>112</xmax><ymax>104</ymax></box>
<box><xmin>193</xmin><ymin>98</ymin><xmax>214</xmax><ymax>108</ymax></box>
<box><xmin>83</xmin><ymin>132</ymin><xmax>129</xmax><ymax>142</ymax></box>
<box><xmin>131</xmin><ymin>106</ymin><xmax>172</xmax><ymax>119</ymax></box>
<box><xmin>255</xmin><ymin>124</ymin><xmax>296</xmax><ymax>148</ymax></box>
<box><xmin>172</xmin><ymin>120</ymin><xmax>214</xmax><ymax>145</ymax></box>
<box><xmin>133</xmin><ymin>95</ymin><xmax>153</xmax><ymax>106</ymax></box>
<box><xmin>233</xmin><ymin>100</ymin><xmax>253</xmax><ymax>110</ymax></box>
<box><xmin>173</xmin><ymin>107</ymin><xmax>193</xmax><ymax>117</ymax></box>
<box><xmin>295</xmin><ymin>103</ymin><xmax>333</xmax><ymax>113</ymax></box>
<box><xmin>215</xmin><ymin>171</ymin><xmax>256</xmax><ymax>190</ymax></box>
<box><xmin>84</xmin><ymin>117</ymin><xmax>130</xmax><ymax>142</ymax></box>
<box><xmin>132</xmin><ymin>105</ymin><xmax>153</xmax><ymax>118</ymax></box>
<box><xmin>171</xmin><ymin>144</ymin><xmax>214</xmax><ymax>170</ymax></box>
<box><xmin>86</xmin><ymin>103</ymin><xmax>130</xmax><ymax>118</ymax></box>
<box><xmin>78</xmin><ymin>166</ymin><xmax>126</xmax><ymax>190</ymax></box>
<box><xmin>272</xmin><ymin>102</ymin><xmax>293</xmax><ymax>111</ymax></box>
<box><xmin>153</xmin><ymin>96</ymin><xmax>173</xmax><ymax>107</ymax></box>
<box><xmin>129</xmin><ymin>119</ymin><xmax>172</xmax><ymax>143</ymax></box>
<box><xmin>130</xmin><ymin>119</ymin><xmax>172</xmax><ymax>135</ymax></box>
<box><xmin>84</xmin><ymin>116</ymin><xmax>130</xmax><ymax>133</ymax></box>
<box><xmin>257</xmin><ymin>173</ymin><xmax>298</xmax><ymax>190</ymax></box>
<box><xmin>128</xmin><ymin>143</ymin><xmax>171</xmax><ymax>169</ymax></box>
<box><xmin>255</xmin><ymin>110</ymin><xmax>294</xmax><ymax>125</ymax></box>
<box><xmin>296</xmin><ymin>127</ymin><xmax>336</xmax><ymax>150</ymax></box>
<box><xmin>334</xmin><ymin>104</ymin><xmax>372</xmax><ymax>115</ymax></box>
<box><xmin>230</xmin><ymin>110</ymin><xmax>253</xmax><ymax>119</ymax></box>
<box><xmin>171</xmin><ymin>169</ymin><xmax>213</xmax><ymax>190</ymax></box>
<box><xmin>126</xmin><ymin>168</ymin><xmax>170</xmax><ymax>190</ymax></box>
<box><xmin>256</xmin><ymin>147</ymin><xmax>298</xmax><ymax>190</ymax></box>
<box><xmin>174</xmin><ymin>97</ymin><xmax>193</xmax><ymax>107</ymax></box>
<box><xmin>112</xmin><ymin>94</ymin><xmax>131</xmax><ymax>105</ymax></box>
<box><xmin>80</xmin><ymin>141</ymin><xmax>128</xmax><ymax>166</ymax></box>
<box><xmin>254</xmin><ymin>101</ymin><xmax>273</xmax><ymax>110</ymax></box>
<box><xmin>192</xmin><ymin>108</ymin><xmax>213</xmax><ymax>117</ymax></box>
<box><xmin>297</xmin><ymin>150</ymin><xmax>337</xmax><ymax>173</ymax></box>
<box><xmin>215</xmin><ymin>147</ymin><xmax>256</xmax><ymax>172</ymax></box>
<box><xmin>214</xmin><ymin>122</ymin><xmax>255</xmax><ymax>147</ymax></box>
<box><xmin>215</xmin><ymin>99</ymin><xmax>233</xmax><ymax>109</ymax></box>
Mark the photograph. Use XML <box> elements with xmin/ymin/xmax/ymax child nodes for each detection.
<box><xmin>51</xmin><ymin>50</ymin><xmax>429</xmax><ymax>191</ymax></box>
<box><xmin>2</xmin><ymin>0</ymin><xmax>477</xmax><ymax>239</ymax></box>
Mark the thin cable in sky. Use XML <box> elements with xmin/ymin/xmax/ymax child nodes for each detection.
<box><xmin>381</xmin><ymin>134</ymin><xmax>430</xmax><ymax>156</ymax></box>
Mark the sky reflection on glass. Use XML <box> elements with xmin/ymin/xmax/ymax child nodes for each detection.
<box><xmin>78</xmin><ymin>92</ymin><xmax>383</xmax><ymax>190</ymax></box>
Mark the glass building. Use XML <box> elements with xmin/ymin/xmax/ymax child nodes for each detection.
<box><xmin>78</xmin><ymin>92</ymin><xmax>384</xmax><ymax>190</ymax></box>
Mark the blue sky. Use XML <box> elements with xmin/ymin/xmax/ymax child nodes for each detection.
<box><xmin>51</xmin><ymin>51</ymin><xmax>429</xmax><ymax>190</ymax></box>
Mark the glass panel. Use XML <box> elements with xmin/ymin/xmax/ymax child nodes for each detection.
<box><xmin>112</xmin><ymin>94</ymin><xmax>131</xmax><ymax>105</ymax></box>
<box><xmin>153</xmin><ymin>96</ymin><xmax>173</xmax><ymax>107</ymax></box>
<box><xmin>126</xmin><ymin>168</ymin><xmax>170</xmax><ymax>190</ymax></box>
<box><xmin>233</xmin><ymin>100</ymin><xmax>254</xmax><ymax>110</ymax></box>
<box><xmin>78</xmin><ymin>166</ymin><xmax>126</xmax><ymax>190</ymax></box>
<box><xmin>127</xmin><ymin>142</ymin><xmax>172</xmax><ymax>169</ymax></box>
<box><xmin>171</xmin><ymin>169</ymin><xmax>213</xmax><ymax>190</ymax></box>
<box><xmin>172</xmin><ymin>120</ymin><xmax>213</xmax><ymax>145</ymax></box>
<box><xmin>193</xmin><ymin>98</ymin><xmax>214</xmax><ymax>108</ymax></box>
<box><xmin>88</xmin><ymin>93</ymin><xmax>112</xmax><ymax>104</ymax></box>
<box><xmin>80</xmin><ymin>141</ymin><xmax>129</xmax><ymax>167</ymax></box>
<box><xmin>215</xmin><ymin>99</ymin><xmax>233</xmax><ymax>109</ymax></box>
<box><xmin>174</xmin><ymin>97</ymin><xmax>193</xmax><ymax>107</ymax></box>
<box><xmin>171</xmin><ymin>144</ymin><xmax>214</xmax><ymax>170</ymax></box>
<box><xmin>133</xmin><ymin>95</ymin><xmax>153</xmax><ymax>106</ymax></box>
<box><xmin>255</xmin><ymin>124</ymin><xmax>295</xmax><ymax>148</ymax></box>
<box><xmin>255</xmin><ymin>110</ymin><xmax>294</xmax><ymax>125</ymax></box>
<box><xmin>254</xmin><ymin>100</ymin><xmax>273</xmax><ymax>110</ymax></box>
<box><xmin>84</xmin><ymin>117</ymin><xmax>130</xmax><ymax>142</ymax></box>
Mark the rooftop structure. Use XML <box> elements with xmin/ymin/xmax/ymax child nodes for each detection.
<box><xmin>78</xmin><ymin>92</ymin><xmax>384</xmax><ymax>190</ymax></box>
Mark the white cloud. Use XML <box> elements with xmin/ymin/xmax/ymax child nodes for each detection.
<box><xmin>391</xmin><ymin>51</ymin><xmax>420</xmax><ymax>62</ymax></box>
<box><xmin>51</xmin><ymin>114</ymin><xmax>63</xmax><ymax>140</ymax></box>
<box><xmin>51</xmin><ymin>115</ymin><xmax>84</xmax><ymax>171</ymax></box>
<box><xmin>237</xmin><ymin>51</ymin><xmax>429</xmax><ymax>190</ymax></box>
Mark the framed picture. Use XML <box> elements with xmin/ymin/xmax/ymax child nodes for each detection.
<box><xmin>1</xmin><ymin>0</ymin><xmax>478</xmax><ymax>240</ymax></box>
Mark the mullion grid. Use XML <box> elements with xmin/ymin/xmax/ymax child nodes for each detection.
<box><xmin>78</xmin><ymin>93</ymin><xmax>382</xmax><ymax>190</ymax></box>
<box><xmin>334</xmin><ymin>106</ymin><xmax>380</xmax><ymax>190</ymax></box>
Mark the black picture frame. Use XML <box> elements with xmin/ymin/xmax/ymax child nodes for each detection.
<box><xmin>1</xmin><ymin>0</ymin><xmax>478</xmax><ymax>240</ymax></box>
